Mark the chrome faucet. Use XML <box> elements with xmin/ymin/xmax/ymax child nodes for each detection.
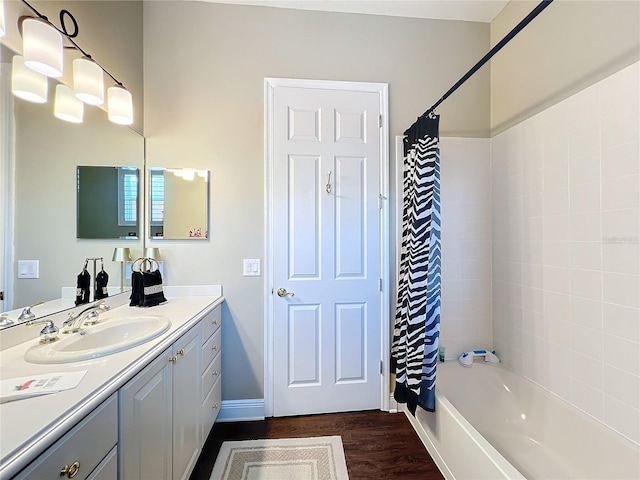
<box><xmin>63</xmin><ymin>301</ymin><xmax>111</xmax><ymax>333</ymax></box>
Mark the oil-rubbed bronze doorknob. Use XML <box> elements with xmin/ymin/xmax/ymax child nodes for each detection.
<box><xmin>276</xmin><ymin>288</ymin><xmax>295</xmax><ymax>298</ymax></box>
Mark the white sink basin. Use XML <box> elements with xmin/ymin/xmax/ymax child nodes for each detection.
<box><xmin>25</xmin><ymin>315</ymin><xmax>171</xmax><ymax>364</ymax></box>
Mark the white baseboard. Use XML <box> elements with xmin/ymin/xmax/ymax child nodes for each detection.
<box><xmin>217</xmin><ymin>399</ymin><xmax>265</xmax><ymax>422</ymax></box>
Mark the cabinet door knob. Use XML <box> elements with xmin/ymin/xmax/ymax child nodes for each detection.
<box><xmin>177</xmin><ymin>349</ymin><xmax>185</xmax><ymax>356</ymax></box>
<box><xmin>213</xmin><ymin>319</ymin><xmax>219</xmax><ymax>325</ymax></box>
<box><xmin>212</xmin><ymin>370</ymin><xmax>219</xmax><ymax>377</ymax></box>
<box><xmin>213</xmin><ymin>402</ymin><xmax>219</xmax><ymax>409</ymax></box>
<box><xmin>60</xmin><ymin>461</ymin><xmax>80</xmax><ymax>478</ymax></box>
<box><xmin>212</xmin><ymin>345</ymin><xmax>219</xmax><ymax>351</ymax></box>
<box><xmin>169</xmin><ymin>356</ymin><xmax>178</xmax><ymax>363</ymax></box>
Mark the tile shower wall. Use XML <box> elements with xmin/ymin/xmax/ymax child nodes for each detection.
<box><xmin>439</xmin><ymin>138</ymin><xmax>493</xmax><ymax>358</ymax></box>
<box><xmin>491</xmin><ymin>62</ymin><xmax>640</xmax><ymax>444</ymax></box>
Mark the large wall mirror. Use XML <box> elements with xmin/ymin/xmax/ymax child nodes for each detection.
<box><xmin>1</xmin><ymin>44</ymin><xmax>144</xmax><ymax>322</ymax></box>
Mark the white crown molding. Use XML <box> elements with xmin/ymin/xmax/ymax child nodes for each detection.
<box><xmin>197</xmin><ymin>0</ymin><xmax>509</xmax><ymax>23</ymax></box>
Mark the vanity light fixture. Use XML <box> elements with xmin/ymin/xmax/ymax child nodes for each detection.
<box><xmin>107</xmin><ymin>85</ymin><xmax>133</xmax><ymax>125</ymax></box>
<box><xmin>15</xmin><ymin>1</ymin><xmax>133</xmax><ymax>125</ymax></box>
<box><xmin>11</xmin><ymin>55</ymin><xmax>48</xmax><ymax>103</ymax></box>
<box><xmin>22</xmin><ymin>17</ymin><xmax>63</xmax><ymax>78</ymax></box>
<box><xmin>112</xmin><ymin>247</ymin><xmax>132</xmax><ymax>292</ymax></box>
<box><xmin>54</xmin><ymin>84</ymin><xmax>83</xmax><ymax>123</ymax></box>
<box><xmin>73</xmin><ymin>56</ymin><xmax>104</xmax><ymax>105</ymax></box>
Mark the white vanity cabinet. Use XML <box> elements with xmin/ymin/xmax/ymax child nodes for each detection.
<box><xmin>13</xmin><ymin>393</ymin><xmax>118</xmax><ymax>480</ymax></box>
<box><xmin>119</xmin><ymin>326</ymin><xmax>201</xmax><ymax>480</ymax></box>
<box><xmin>119</xmin><ymin>304</ymin><xmax>221</xmax><ymax>480</ymax></box>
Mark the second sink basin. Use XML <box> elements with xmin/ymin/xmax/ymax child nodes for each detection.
<box><xmin>25</xmin><ymin>315</ymin><xmax>171</xmax><ymax>364</ymax></box>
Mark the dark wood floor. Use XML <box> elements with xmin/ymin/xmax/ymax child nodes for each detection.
<box><xmin>190</xmin><ymin>410</ymin><xmax>444</xmax><ymax>480</ymax></box>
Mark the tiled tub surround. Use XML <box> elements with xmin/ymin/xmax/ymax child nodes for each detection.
<box><xmin>491</xmin><ymin>62</ymin><xmax>640</xmax><ymax>444</ymax></box>
<box><xmin>0</xmin><ymin>287</ymin><xmax>223</xmax><ymax>479</ymax></box>
<box><xmin>439</xmin><ymin>138</ymin><xmax>493</xmax><ymax>357</ymax></box>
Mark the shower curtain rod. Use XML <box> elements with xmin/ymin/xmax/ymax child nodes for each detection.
<box><xmin>404</xmin><ymin>0</ymin><xmax>554</xmax><ymax>135</ymax></box>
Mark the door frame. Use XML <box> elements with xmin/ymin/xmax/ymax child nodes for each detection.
<box><xmin>263</xmin><ymin>78</ymin><xmax>390</xmax><ymax>417</ymax></box>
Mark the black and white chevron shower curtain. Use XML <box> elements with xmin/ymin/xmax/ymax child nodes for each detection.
<box><xmin>392</xmin><ymin>114</ymin><xmax>441</xmax><ymax>414</ymax></box>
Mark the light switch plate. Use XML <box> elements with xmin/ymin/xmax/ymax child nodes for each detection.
<box><xmin>18</xmin><ymin>260</ymin><xmax>39</xmax><ymax>279</ymax></box>
<box><xmin>243</xmin><ymin>259</ymin><xmax>261</xmax><ymax>277</ymax></box>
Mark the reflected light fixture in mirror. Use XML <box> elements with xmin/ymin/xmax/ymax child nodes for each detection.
<box><xmin>11</xmin><ymin>55</ymin><xmax>48</xmax><ymax>103</ymax></box>
<box><xmin>73</xmin><ymin>56</ymin><xmax>104</xmax><ymax>105</ymax></box>
<box><xmin>54</xmin><ymin>84</ymin><xmax>83</xmax><ymax>123</ymax></box>
<box><xmin>22</xmin><ymin>17</ymin><xmax>63</xmax><ymax>78</ymax></box>
<box><xmin>107</xmin><ymin>85</ymin><xmax>133</xmax><ymax>125</ymax></box>
<box><xmin>113</xmin><ymin>247</ymin><xmax>132</xmax><ymax>292</ymax></box>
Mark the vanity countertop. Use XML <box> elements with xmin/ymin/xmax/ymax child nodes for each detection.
<box><xmin>0</xmin><ymin>293</ymin><xmax>223</xmax><ymax>479</ymax></box>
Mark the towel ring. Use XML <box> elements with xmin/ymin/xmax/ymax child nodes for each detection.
<box><xmin>131</xmin><ymin>257</ymin><xmax>159</xmax><ymax>273</ymax></box>
<box><xmin>130</xmin><ymin>257</ymin><xmax>144</xmax><ymax>273</ymax></box>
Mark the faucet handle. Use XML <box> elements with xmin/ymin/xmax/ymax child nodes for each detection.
<box><xmin>26</xmin><ymin>318</ymin><xmax>59</xmax><ymax>344</ymax></box>
<box><xmin>18</xmin><ymin>301</ymin><xmax>44</xmax><ymax>321</ymax></box>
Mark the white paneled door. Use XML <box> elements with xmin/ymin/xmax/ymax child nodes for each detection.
<box><xmin>266</xmin><ymin>79</ymin><xmax>388</xmax><ymax>416</ymax></box>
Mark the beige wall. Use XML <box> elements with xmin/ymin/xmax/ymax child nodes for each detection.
<box><xmin>490</xmin><ymin>0</ymin><xmax>640</xmax><ymax>134</ymax></box>
<box><xmin>2</xmin><ymin>0</ymin><xmax>144</xmax><ymax>134</ymax></box>
<box><xmin>143</xmin><ymin>1</ymin><xmax>491</xmax><ymax>401</ymax></box>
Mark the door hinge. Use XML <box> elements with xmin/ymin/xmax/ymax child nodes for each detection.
<box><xmin>379</xmin><ymin>278</ymin><xmax>382</xmax><ymax>291</ymax></box>
<box><xmin>379</xmin><ymin>360</ymin><xmax>384</xmax><ymax>374</ymax></box>
<box><xmin>378</xmin><ymin>114</ymin><xmax>382</xmax><ymax>128</ymax></box>
<box><xmin>0</xmin><ymin>291</ymin><xmax>4</xmax><ymax>301</ymax></box>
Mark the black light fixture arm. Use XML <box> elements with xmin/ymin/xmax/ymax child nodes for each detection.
<box><xmin>20</xmin><ymin>0</ymin><xmax>125</xmax><ymax>87</ymax></box>
<box><xmin>404</xmin><ymin>0</ymin><xmax>554</xmax><ymax>135</ymax></box>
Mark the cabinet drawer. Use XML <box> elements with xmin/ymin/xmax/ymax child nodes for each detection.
<box><xmin>14</xmin><ymin>393</ymin><xmax>117</xmax><ymax>480</ymax></box>
<box><xmin>201</xmin><ymin>327</ymin><xmax>221</xmax><ymax>371</ymax></box>
<box><xmin>200</xmin><ymin>305</ymin><xmax>221</xmax><ymax>344</ymax></box>
<box><xmin>201</xmin><ymin>350</ymin><xmax>222</xmax><ymax>402</ymax></box>
<box><xmin>201</xmin><ymin>376</ymin><xmax>222</xmax><ymax>442</ymax></box>
<box><xmin>86</xmin><ymin>446</ymin><xmax>117</xmax><ymax>480</ymax></box>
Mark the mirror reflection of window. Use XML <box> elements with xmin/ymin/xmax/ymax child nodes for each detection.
<box><xmin>150</xmin><ymin>168</ymin><xmax>165</xmax><ymax>233</ymax></box>
<box><xmin>118</xmin><ymin>167</ymin><xmax>139</xmax><ymax>226</ymax></box>
<box><xmin>77</xmin><ymin>166</ymin><xmax>139</xmax><ymax>239</ymax></box>
<box><xmin>148</xmin><ymin>168</ymin><xmax>209</xmax><ymax>240</ymax></box>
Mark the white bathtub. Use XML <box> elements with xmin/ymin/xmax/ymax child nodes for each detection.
<box><xmin>405</xmin><ymin>361</ymin><xmax>640</xmax><ymax>479</ymax></box>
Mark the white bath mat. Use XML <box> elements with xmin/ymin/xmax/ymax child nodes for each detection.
<box><xmin>210</xmin><ymin>436</ymin><xmax>349</xmax><ymax>480</ymax></box>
